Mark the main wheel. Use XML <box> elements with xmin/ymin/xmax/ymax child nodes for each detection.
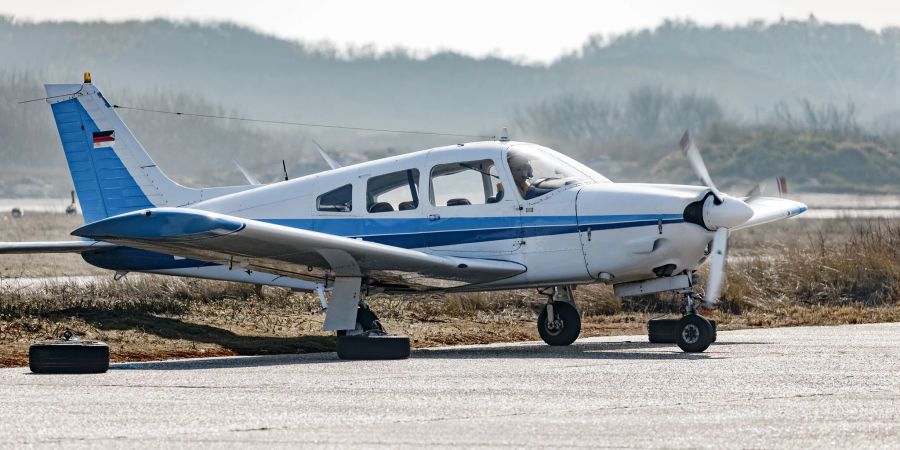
<box><xmin>335</xmin><ymin>305</ymin><xmax>410</xmax><ymax>360</ymax></box>
<box><xmin>29</xmin><ymin>340</ymin><xmax>109</xmax><ymax>374</ymax></box>
<box><xmin>537</xmin><ymin>301</ymin><xmax>581</xmax><ymax>346</ymax></box>
<box><xmin>675</xmin><ymin>314</ymin><xmax>714</xmax><ymax>353</ymax></box>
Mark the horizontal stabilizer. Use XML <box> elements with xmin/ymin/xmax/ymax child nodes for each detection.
<box><xmin>0</xmin><ymin>241</ymin><xmax>117</xmax><ymax>254</ymax></box>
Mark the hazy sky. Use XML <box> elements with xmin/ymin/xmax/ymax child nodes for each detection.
<box><xmin>2</xmin><ymin>0</ymin><xmax>897</xmax><ymax>63</ymax></box>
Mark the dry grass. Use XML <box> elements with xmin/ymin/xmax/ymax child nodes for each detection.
<box><xmin>723</xmin><ymin>220</ymin><xmax>900</xmax><ymax>311</ymax></box>
<box><xmin>0</xmin><ymin>213</ymin><xmax>106</xmax><ymax>277</ymax></box>
<box><xmin>1</xmin><ymin>214</ymin><xmax>899</xmax><ymax>367</ymax></box>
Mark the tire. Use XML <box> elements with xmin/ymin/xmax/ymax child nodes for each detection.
<box><xmin>649</xmin><ymin>318</ymin><xmax>717</xmax><ymax>343</ymax></box>
<box><xmin>537</xmin><ymin>301</ymin><xmax>581</xmax><ymax>346</ymax></box>
<box><xmin>336</xmin><ymin>335</ymin><xmax>411</xmax><ymax>360</ymax></box>
<box><xmin>29</xmin><ymin>340</ymin><xmax>109</xmax><ymax>374</ymax></box>
<box><xmin>648</xmin><ymin>319</ymin><xmax>678</xmax><ymax>343</ymax></box>
<box><xmin>675</xmin><ymin>315</ymin><xmax>714</xmax><ymax>353</ymax></box>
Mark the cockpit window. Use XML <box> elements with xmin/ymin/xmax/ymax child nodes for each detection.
<box><xmin>507</xmin><ymin>145</ymin><xmax>606</xmax><ymax>200</ymax></box>
<box><xmin>430</xmin><ymin>159</ymin><xmax>504</xmax><ymax>207</ymax></box>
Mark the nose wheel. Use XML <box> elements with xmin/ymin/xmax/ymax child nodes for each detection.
<box><xmin>675</xmin><ymin>314</ymin><xmax>714</xmax><ymax>352</ymax></box>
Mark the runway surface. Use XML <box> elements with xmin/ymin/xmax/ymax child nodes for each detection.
<box><xmin>2</xmin><ymin>323</ymin><xmax>899</xmax><ymax>448</ymax></box>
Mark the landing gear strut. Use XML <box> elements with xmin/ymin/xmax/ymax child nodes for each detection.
<box><xmin>537</xmin><ymin>286</ymin><xmax>581</xmax><ymax>346</ymax></box>
<box><xmin>336</xmin><ymin>304</ymin><xmax>410</xmax><ymax>360</ymax></box>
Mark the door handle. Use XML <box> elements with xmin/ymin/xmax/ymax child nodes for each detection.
<box><xmin>428</xmin><ymin>214</ymin><xmax>441</xmax><ymax>221</ymax></box>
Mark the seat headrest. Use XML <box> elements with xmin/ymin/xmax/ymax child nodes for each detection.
<box><xmin>446</xmin><ymin>198</ymin><xmax>471</xmax><ymax>206</ymax></box>
<box><xmin>368</xmin><ymin>202</ymin><xmax>394</xmax><ymax>213</ymax></box>
<box><xmin>487</xmin><ymin>188</ymin><xmax>505</xmax><ymax>203</ymax></box>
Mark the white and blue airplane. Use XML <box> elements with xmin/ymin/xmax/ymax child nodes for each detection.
<box><xmin>0</xmin><ymin>75</ymin><xmax>807</xmax><ymax>358</ymax></box>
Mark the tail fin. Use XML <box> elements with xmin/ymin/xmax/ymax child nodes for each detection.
<box><xmin>45</xmin><ymin>80</ymin><xmax>251</xmax><ymax>223</ymax></box>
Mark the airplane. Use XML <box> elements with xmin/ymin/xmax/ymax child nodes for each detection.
<box><xmin>0</xmin><ymin>74</ymin><xmax>807</xmax><ymax>359</ymax></box>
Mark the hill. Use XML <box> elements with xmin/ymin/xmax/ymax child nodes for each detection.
<box><xmin>1</xmin><ymin>17</ymin><xmax>899</xmax><ymax>195</ymax></box>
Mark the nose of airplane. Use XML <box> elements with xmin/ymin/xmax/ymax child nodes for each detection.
<box><xmin>702</xmin><ymin>194</ymin><xmax>754</xmax><ymax>229</ymax></box>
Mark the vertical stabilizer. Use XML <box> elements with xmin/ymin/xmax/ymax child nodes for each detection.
<box><xmin>45</xmin><ymin>79</ymin><xmax>252</xmax><ymax>223</ymax></box>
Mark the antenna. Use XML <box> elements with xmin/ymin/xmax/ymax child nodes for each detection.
<box><xmin>499</xmin><ymin>127</ymin><xmax>509</xmax><ymax>142</ymax></box>
<box><xmin>282</xmin><ymin>160</ymin><xmax>289</xmax><ymax>181</ymax></box>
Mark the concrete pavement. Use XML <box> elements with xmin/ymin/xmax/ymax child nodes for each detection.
<box><xmin>1</xmin><ymin>323</ymin><xmax>899</xmax><ymax>448</ymax></box>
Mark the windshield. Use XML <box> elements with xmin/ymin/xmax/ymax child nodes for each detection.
<box><xmin>506</xmin><ymin>145</ymin><xmax>609</xmax><ymax>199</ymax></box>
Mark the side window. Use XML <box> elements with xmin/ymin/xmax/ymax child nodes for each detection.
<box><xmin>430</xmin><ymin>159</ymin><xmax>504</xmax><ymax>207</ymax></box>
<box><xmin>366</xmin><ymin>169</ymin><xmax>420</xmax><ymax>213</ymax></box>
<box><xmin>317</xmin><ymin>184</ymin><xmax>352</xmax><ymax>212</ymax></box>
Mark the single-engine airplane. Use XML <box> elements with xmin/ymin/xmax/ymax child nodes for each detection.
<box><xmin>0</xmin><ymin>75</ymin><xmax>807</xmax><ymax>359</ymax></box>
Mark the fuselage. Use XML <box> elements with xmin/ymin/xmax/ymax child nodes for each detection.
<box><xmin>152</xmin><ymin>141</ymin><xmax>715</xmax><ymax>290</ymax></box>
<box><xmin>40</xmin><ymin>81</ymin><xmax>801</xmax><ymax>294</ymax></box>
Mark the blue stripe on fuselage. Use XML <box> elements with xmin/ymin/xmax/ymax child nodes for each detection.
<box><xmin>82</xmin><ymin>214</ymin><xmax>684</xmax><ymax>272</ymax></box>
<box><xmin>263</xmin><ymin>214</ymin><xmax>684</xmax><ymax>248</ymax></box>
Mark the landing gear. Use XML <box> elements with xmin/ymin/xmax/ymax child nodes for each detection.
<box><xmin>324</xmin><ymin>277</ymin><xmax>410</xmax><ymax>360</ymax></box>
<box><xmin>648</xmin><ymin>318</ymin><xmax>716</xmax><ymax>344</ymax></box>
<box><xmin>335</xmin><ymin>303</ymin><xmax>383</xmax><ymax>337</ymax></box>
<box><xmin>537</xmin><ymin>286</ymin><xmax>581</xmax><ymax>346</ymax></box>
<box><xmin>647</xmin><ymin>292</ymin><xmax>716</xmax><ymax>352</ymax></box>
<box><xmin>336</xmin><ymin>304</ymin><xmax>410</xmax><ymax>360</ymax></box>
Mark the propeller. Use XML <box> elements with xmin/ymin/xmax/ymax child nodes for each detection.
<box><xmin>312</xmin><ymin>139</ymin><xmax>343</xmax><ymax>170</ymax></box>
<box><xmin>679</xmin><ymin>131</ymin><xmax>754</xmax><ymax>307</ymax></box>
<box><xmin>744</xmin><ymin>176</ymin><xmax>788</xmax><ymax>203</ymax></box>
<box><xmin>680</xmin><ymin>131</ymin><xmax>723</xmax><ymax>203</ymax></box>
<box><xmin>233</xmin><ymin>160</ymin><xmax>261</xmax><ymax>186</ymax></box>
<box><xmin>704</xmin><ymin>227</ymin><xmax>729</xmax><ymax>305</ymax></box>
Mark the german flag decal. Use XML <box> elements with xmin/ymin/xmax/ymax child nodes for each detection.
<box><xmin>92</xmin><ymin>130</ymin><xmax>115</xmax><ymax>148</ymax></box>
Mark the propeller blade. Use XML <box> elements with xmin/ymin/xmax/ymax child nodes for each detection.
<box><xmin>233</xmin><ymin>160</ymin><xmax>261</xmax><ymax>185</ymax></box>
<box><xmin>744</xmin><ymin>184</ymin><xmax>761</xmax><ymax>201</ymax></box>
<box><xmin>745</xmin><ymin>176</ymin><xmax>788</xmax><ymax>204</ymax></box>
<box><xmin>312</xmin><ymin>139</ymin><xmax>343</xmax><ymax>170</ymax></box>
<box><xmin>776</xmin><ymin>176</ymin><xmax>788</xmax><ymax>196</ymax></box>
<box><xmin>680</xmin><ymin>131</ymin><xmax>722</xmax><ymax>202</ymax></box>
<box><xmin>703</xmin><ymin>227</ymin><xmax>729</xmax><ymax>306</ymax></box>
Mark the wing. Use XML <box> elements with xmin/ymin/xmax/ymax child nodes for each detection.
<box><xmin>733</xmin><ymin>197</ymin><xmax>807</xmax><ymax>231</ymax></box>
<box><xmin>0</xmin><ymin>240</ymin><xmax>118</xmax><ymax>254</ymax></box>
<box><xmin>72</xmin><ymin>208</ymin><xmax>526</xmax><ymax>290</ymax></box>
